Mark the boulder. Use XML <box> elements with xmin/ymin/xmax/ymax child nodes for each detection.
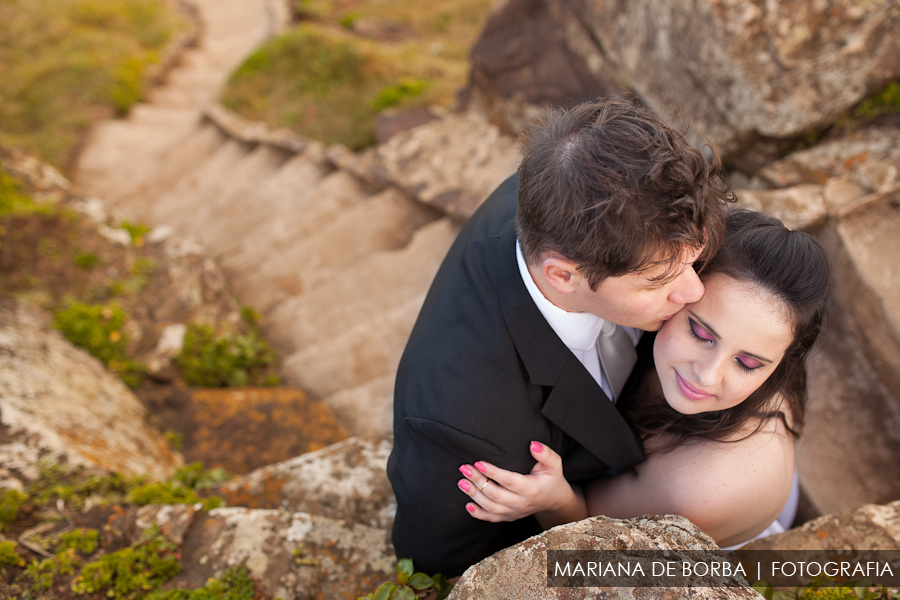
<box><xmin>368</xmin><ymin>111</ymin><xmax>521</xmax><ymax>220</ymax></box>
<box><xmin>448</xmin><ymin>514</ymin><xmax>759</xmax><ymax>599</ymax></box>
<box><xmin>0</xmin><ymin>300</ymin><xmax>183</xmax><ymax>483</ymax></box>
<box><xmin>468</xmin><ymin>0</ymin><xmax>900</xmax><ymax>171</ymax></box>
<box><xmin>743</xmin><ymin>500</ymin><xmax>900</xmax><ymax>550</ymax></box>
<box><xmin>211</xmin><ymin>437</ymin><xmax>395</xmax><ymax>529</ymax></box>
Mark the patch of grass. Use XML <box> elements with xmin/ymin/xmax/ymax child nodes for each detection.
<box><xmin>71</xmin><ymin>525</ymin><xmax>181</xmax><ymax>599</ymax></box>
<box><xmin>223</xmin><ymin>0</ymin><xmax>493</xmax><ymax>148</ymax></box>
<box><xmin>74</xmin><ymin>251</ymin><xmax>103</xmax><ymax>269</ymax></box>
<box><xmin>121</xmin><ymin>221</ymin><xmax>152</xmax><ymax>246</ymax></box>
<box><xmin>0</xmin><ymin>168</ymin><xmax>48</xmax><ymax>217</ymax></box>
<box><xmin>174</xmin><ymin>320</ymin><xmax>280</xmax><ymax>388</ymax></box>
<box><xmin>0</xmin><ymin>540</ymin><xmax>24</xmax><ymax>571</ymax></box>
<box><xmin>145</xmin><ymin>566</ymin><xmax>260</xmax><ymax>600</ymax></box>
<box><xmin>0</xmin><ymin>489</ymin><xmax>28</xmax><ymax>530</ymax></box>
<box><xmin>854</xmin><ymin>81</ymin><xmax>900</xmax><ymax>119</ymax></box>
<box><xmin>53</xmin><ymin>300</ymin><xmax>147</xmax><ymax>388</ymax></box>
<box><xmin>0</xmin><ymin>0</ymin><xmax>187</xmax><ymax>171</ymax></box>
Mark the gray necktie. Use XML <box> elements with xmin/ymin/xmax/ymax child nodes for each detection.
<box><xmin>597</xmin><ymin>321</ymin><xmax>638</xmax><ymax>401</ymax></box>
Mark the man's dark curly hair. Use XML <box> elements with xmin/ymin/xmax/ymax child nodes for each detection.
<box><xmin>516</xmin><ymin>98</ymin><xmax>734</xmax><ymax>288</ymax></box>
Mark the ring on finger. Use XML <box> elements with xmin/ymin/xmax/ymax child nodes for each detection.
<box><xmin>477</xmin><ymin>481</ymin><xmax>488</xmax><ymax>492</ymax></box>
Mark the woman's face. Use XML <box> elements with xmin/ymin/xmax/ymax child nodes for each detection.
<box><xmin>653</xmin><ymin>273</ymin><xmax>794</xmax><ymax>415</ymax></box>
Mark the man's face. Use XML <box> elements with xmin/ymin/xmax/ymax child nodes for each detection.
<box><xmin>570</xmin><ymin>247</ymin><xmax>706</xmax><ymax>331</ymax></box>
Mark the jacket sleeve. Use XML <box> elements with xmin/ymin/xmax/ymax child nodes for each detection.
<box><xmin>388</xmin><ymin>416</ymin><xmax>541</xmax><ymax>578</ymax></box>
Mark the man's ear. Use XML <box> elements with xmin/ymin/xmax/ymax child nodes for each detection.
<box><xmin>541</xmin><ymin>254</ymin><xmax>582</xmax><ymax>295</ymax></box>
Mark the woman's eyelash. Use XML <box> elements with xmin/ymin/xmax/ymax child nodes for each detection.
<box><xmin>687</xmin><ymin>319</ymin><xmax>713</xmax><ymax>344</ymax></box>
<box><xmin>735</xmin><ymin>358</ymin><xmax>756</xmax><ymax>373</ymax></box>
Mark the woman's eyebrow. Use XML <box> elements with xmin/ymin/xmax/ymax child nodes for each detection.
<box><xmin>687</xmin><ymin>310</ymin><xmax>774</xmax><ymax>364</ymax></box>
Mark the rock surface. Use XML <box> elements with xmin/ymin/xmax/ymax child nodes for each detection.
<box><xmin>212</xmin><ymin>437</ymin><xmax>395</xmax><ymax>529</ymax></box>
<box><xmin>469</xmin><ymin>0</ymin><xmax>900</xmax><ymax>170</ymax></box>
<box><xmin>0</xmin><ymin>300</ymin><xmax>183</xmax><ymax>482</ymax></box>
<box><xmin>137</xmin><ymin>387</ymin><xmax>350</xmax><ymax>475</ymax></box>
<box><xmin>448</xmin><ymin>514</ymin><xmax>759</xmax><ymax>600</ymax></box>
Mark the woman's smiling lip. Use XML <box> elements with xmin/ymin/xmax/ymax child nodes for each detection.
<box><xmin>675</xmin><ymin>372</ymin><xmax>712</xmax><ymax>400</ymax></box>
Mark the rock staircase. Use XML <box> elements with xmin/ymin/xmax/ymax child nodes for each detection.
<box><xmin>73</xmin><ymin>0</ymin><xmax>520</xmax><ymax>436</ymax></box>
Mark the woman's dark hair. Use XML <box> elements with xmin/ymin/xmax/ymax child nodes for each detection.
<box><xmin>624</xmin><ymin>209</ymin><xmax>832</xmax><ymax>451</ymax></box>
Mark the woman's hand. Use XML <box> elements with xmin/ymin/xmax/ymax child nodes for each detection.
<box><xmin>457</xmin><ymin>441</ymin><xmax>587</xmax><ymax>527</ymax></box>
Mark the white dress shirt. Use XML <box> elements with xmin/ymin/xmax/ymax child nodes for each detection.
<box><xmin>515</xmin><ymin>241</ymin><xmax>641</xmax><ymax>401</ymax></box>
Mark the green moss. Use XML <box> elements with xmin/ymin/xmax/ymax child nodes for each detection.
<box><xmin>27</xmin><ymin>458</ymin><xmax>141</xmax><ymax>509</ymax></box>
<box><xmin>73</xmin><ymin>251</ymin><xmax>103</xmax><ymax>269</ymax></box>
<box><xmin>854</xmin><ymin>82</ymin><xmax>900</xmax><ymax>119</ymax></box>
<box><xmin>145</xmin><ymin>566</ymin><xmax>259</xmax><ymax>600</ymax></box>
<box><xmin>0</xmin><ymin>540</ymin><xmax>24</xmax><ymax>571</ymax></box>
<box><xmin>174</xmin><ymin>322</ymin><xmax>280</xmax><ymax>388</ymax></box>
<box><xmin>127</xmin><ymin>463</ymin><xmax>227</xmax><ymax>510</ymax></box>
<box><xmin>53</xmin><ymin>301</ymin><xmax>147</xmax><ymax>387</ymax></box>
<box><xmin>0</xmin><ymin>489</ymin><xmax>28</xmax><ymax>530</ymax></box>
<box><xmin>0</xmin><ymin>168</ymin><xmax>43</xmax><ymax>216</ymax></box>
<box><xmin>371</xmin><ymin>78</ymin><xmax>427</xmax><ymax>112</ymax></box>
<box><xmin>58</xmin><ymin>528</ymin><xmax>100</xmax><ymax>555</ymax></box>
<box><xmin>173</xmin><ymin>462</ymin><xmax>230</xmax><ymax>491</ymax></box>
<box><xmin>71</xmin><ymin>525</ymin><xmax>181</xmax><ymax>599</ymax></box>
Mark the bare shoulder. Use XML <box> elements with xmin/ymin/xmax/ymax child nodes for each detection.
<box><xmin>637</xmin><ymin>410</ymin><xmax>795</xmax><ymax>545</ymax></box>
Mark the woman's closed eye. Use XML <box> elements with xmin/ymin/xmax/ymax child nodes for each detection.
<box><xmin>687</xmin><ymin>318</ymin><xmax>714</xmax><ymax>345</ymax></box>
<box><xmin>735</xmin><ymin>355</ymin><xmax>762</xmax><ymax>372</ymax></box>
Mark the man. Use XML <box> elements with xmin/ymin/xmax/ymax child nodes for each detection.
<box><xmin>388</xmin><ymin>99</ymin><xmax>733</xmax><ymax>577</ymax></box>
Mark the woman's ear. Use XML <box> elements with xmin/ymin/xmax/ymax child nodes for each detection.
<box><xmin>542</xmin><ymin>254</ymin><xmax>582</xmax><ymax>295</ymax></box>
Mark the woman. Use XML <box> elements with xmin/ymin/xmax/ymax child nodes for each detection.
<box><xmin>456</xmin><ymin>210</ymin><xmax>831</xmax><ymax>548</ymax></box>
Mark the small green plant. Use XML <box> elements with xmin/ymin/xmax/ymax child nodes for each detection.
<box><xmin>57</xmin><ymin>528</ymin><xmax>100</xmax><ymax>556</ymax></box>
<box><xmin>357</xmin><ymin>558</ymin><xmax>451</xmax><ymax>600</ymax></box>
<box><xmin>164</xmin><ymin>430</ymin><xmax>184</xmax><ymax>451</ymax></box>
<box><xmin>53</xmin><ymin>301</ymin><xmax>147</xmax><ymax>388</ymax></box>
<box><xmin>0</xmin><ymin>540</ymin><xmax>24</xmax><ymax>571</ymax></box>
<box><xmin>127</xmin><ymin>481</ymin><xmax>201</xmax><ymax>505</ymax></box>
<box><xmin>26</xmin><ymin>458</ymin><xmax>142</xmax><ymax>510</ymax></box>
<box><xmin>339</xmin><ymin>12</ymin><xmax>361</xmax><ymax>29</ymax></box>
<box><xmin>0</xmin><ymin>169</ymin><xmax>39</xmax><ymax>216</ymax></box>
<box><xmin>120</xmin><ymin>221</ymin><xmax>152</xmax><ymax>246</ymax></box>
<box><xmin>0</xmin><ymin>489</ymin><xmax>27</xmax><ymax>530</ymax></box>
<box><xmin>145</xmin><ymin>566</ymin><xmax>259</xmax><ymax>600</ymax></box>
<box><xmin>71</xmin><ymin>525</ymin><xmax>181</xmax><ymax>598</ymax></box>
<box><xmin>174</xmin><ymin>323</ymin><xmax>280</xmax><ymax>387</ymax></box>
<box><xmin>73</xmin><ymin>251</ymin><xmax>103</xmax><ymax>269</ymax></box>
<box><xmin>173</xmin><ymin>462</ymin><xmax>230</xmax><ymax>491</ymax></box>
<box><xmin>854</xmin><ymin>82</ymin><xmax>900</xmax><ymax>120</ymax></box>
<box><xmin>371</xmin><ymin>78</ymin><xmax>427</xmax><ymax>112</ymax></box>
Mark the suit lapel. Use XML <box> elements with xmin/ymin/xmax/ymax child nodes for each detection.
<box><xmin>495</xmin><ymin>224</ymin><xmax>645</xmax><ymax>472</ymax></box>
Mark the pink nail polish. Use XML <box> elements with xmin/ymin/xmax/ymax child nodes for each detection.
<box><xmin>466</xmin><ymin>504</ymin><xmax>475</xmax><ymax>514</ymax></box>
<box><xmin>474</xmin><ymin>461</ymin><xmax>486</xmax><ymax>473</ymax></box>
<box><xmin>458</xmin><ymin>480</ymin><xmax>471</xmax><ymax>492</ymax></box>
<box><xmin>531</xmin><ymin>441</ymin><xmax>543</xmax><ymax>453</ymax></box>
<box><xmin>459</xmin><ymin>465</ymin><xmax>473</xmax><ymax>478</ymax></box>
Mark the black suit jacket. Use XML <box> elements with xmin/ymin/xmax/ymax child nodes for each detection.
<box><xmin>388</xmin><ymin>174</ymin><xmax>650</xmax><ymax>577</ymax></box>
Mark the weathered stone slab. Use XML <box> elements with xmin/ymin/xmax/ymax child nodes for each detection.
<box><xmin>743</xmin><ymin>500</ymin><xmax>900</xmax><ymax>550</ymax></box>
<box><xmin>371</xmin><ymin>111</ymin><xmax>521</xmax><ymax>220</ymax></box>
<box><xmin>211</xmin><ymin>437</ymin><xmax>394</xmax><ymax>530</ymax></box>
<box><xmin>173</xmin><ymin>507</ymin><xmax>395</xmax><ymax>600</ymax></box>
<box><xmin>469</xmin><ymin>0</ymin><xmax>900</xmax><ymax>171</ymax></box>
<box><xmin>0</xmin><ymin>300</ymin><xmax>183</xmax><ymax>481</ymax></box>
<box><xmin>449</xmin><ymin>514</ymin><xmax>759</xmax><ymax>599</ymax></box>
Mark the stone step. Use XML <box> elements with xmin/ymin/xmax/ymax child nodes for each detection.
<box><xmin>75</xmin><ymin>110</ymin><xmax>203</xmax><ymax>206</ymax></box>
<box><xmin>243</xmin><ymin>187</ymin><xmax>439</xmax><ymax>308</ymax></box>
<box><xmin>181</xmin><ymin>144</ymin><xmax>292</xmax><ymax>247</ymax></box>
<box><xmin>147</xmin><ymin>138</ymin><xmax>253</xmax><ymax>226</ymax></box>
<box><xmin>222</xmin><ymin>170</ymin><xmax>372</xmax><ymax>311</ymax></box>
<box><xmin>264</xmin><ymin>217</ymin><xmax>459</xmax><ymax>352</ymax></box>
<box><xmin>318</xmin><ymin>375</ymin><xmax>396</xmax><ymax>438</ymax></box>
<box><xmin>204</xmin><ymin>146</ymin><xmax>332</xmax><ymax>257</ymax></box>
<box><xmin>280</xmin><ymin>292</ymin><xmax>427</xmax><ymax>400</ymax></box>
<box><xmin>121</xmin><ymin>123</ymin><xmax>228</xmax><ymax>220</ymax></box>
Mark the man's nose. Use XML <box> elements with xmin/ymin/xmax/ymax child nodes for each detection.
<box><xmin>669</xmin><ymin>267</ymin><xmax>705</xmax><ymax>305</ymax></box>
